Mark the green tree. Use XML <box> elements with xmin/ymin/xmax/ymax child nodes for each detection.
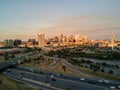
<box><xmin>108</xmin><ymin>70</ymin><xmax>114</xmax><ymax>74</ymax></box>
<box><xmin>62</xmin><ymin>65</ymin><xmax>66</xmax><ymax>72</ymax></box>
<box><xmin>4</xmin><ymin>53</ymin><xmax>9</xmax><ymax>60</ymax></box>
<box><xmin>101</xmin><ymin>69</ymin><xmax>105</xmax><ymax>72</ymax></box>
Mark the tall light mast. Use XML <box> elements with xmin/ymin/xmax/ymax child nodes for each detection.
<box><xmin>111</xmin><ymin>34</ymin><xmax>115</xmax><ymax>51</ymax></box>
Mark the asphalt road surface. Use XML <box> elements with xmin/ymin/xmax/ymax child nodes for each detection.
<box><xmin>2</xmin><ymin>67</ymin><xmax>119</xmax><ymax>90</ymax></box>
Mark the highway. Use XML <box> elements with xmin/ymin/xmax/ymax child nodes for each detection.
<box><xmin>0</xmin><ymin>52</ymin><xmax>33</xmax><ymax>70</ymax></box>
<box><xmin>0</xmin><ymin>61</ymin><xmax>14</xmax><ymax>70</ymax></box>
<box><xmin>0</xmin><ymin>54</ymin><xmax>120</xmax><ymax>90</ymax></box>
<box><xmin>2</xmin><ymin>67</ymin><xmax>120</xmax><ymax>90</ymax></box>
<box><xmin>16</xmin><ymin>66</ymin><xmax>120</xmax><ymax>89</ymax></box>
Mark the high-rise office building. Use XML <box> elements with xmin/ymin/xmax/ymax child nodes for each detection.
<box><xmin>38</xmin><ymin>33</ymin><xmax>45</xmax><ymax>48</ymax></box>
<box><xmin>28</xmin><ymin>39</ymin><xmax>36</xmax><ymax>45</ymax></box>
<box><xmin>62</xmin><ymin>36</ymin><xmax>67</xmax><ymax>43</ymax></box>
<box><xmin>75</xmin><ymin>34</ymin><xmax>80</xmax><ymax>42</ymax></box>
<box><xmin>59</xmin><ymin>34</ymin><xmax>63</xmax><ymax>43</ymax></box>
<box><xmin>9</xmin><ymin>39</ymin><xmax>14</xmax><ymax>47</ymax></box>
<box><xmin>81</xmin><ymin>35</ymin><xmax>88</xmax><ymax>43</ymax></box>
<box><xmin>14</xmin><ymin>39</ymin><xmax>22</xmax><ymax>47</ymax></box>
<box><xmin>4</xmin><ymin>39</ymin><xmax>14</xmax><ymax>47</ymax></box>
<box><xmin>4</xmin><ymin>39</ymin><xmax>9</xmax><ymax>47</ymax></box>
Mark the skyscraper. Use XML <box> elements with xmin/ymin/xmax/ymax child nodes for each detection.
<box><xmin>9</xmin><ymin>39</ymin><xmax>14</xmax><ymax>47</ymax></box>
<box><xmin>59</xmin><ymin>34</ymin><xmax>63</xmax><ymax>43</ymax></box>
<box><xmin>75</xmin><ymin>34</ymin><xmax>80</xmax><ymax>42</ymax></box>
<box><xmin>28</xmin><ymin>39</ymin><xmax>36</xmax><ymax>45</ymax></box>
<box><xmin>14</xmin><ymin>39</ymin><xmax>22</xmax><ymax>47</ymax></box>
<box><xmin>4</xmin><ymin>39</ymin><xmax>14</xmax><ymax>47</ymax></box>
<box><xmin>38</xmin><ymin>33</ymin><xmax>45</xmax><ymax>48</ymax></box>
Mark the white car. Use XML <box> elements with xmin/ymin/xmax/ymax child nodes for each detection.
<box><xmin>7</xmin><ymin>69</ymin><xmax>10</xmax><ymax>72</ymax></box>
<box><xmin>4</xmin><ymin>72</ymin><xmax>6</xmax><ymax>74</ymax></box>
<box><xmin>98</xmin><ymin>79</ymin><xmax>103</xmax><ymax>83</ymax></box>
<box><xmin>80</xmin><ymin>78</ymin><xmax>85</xmax><ymax>81</ymax></box>
<box><xmin>110</xmin><ymin>86</ymin><xmax>116</xmax><ymax>89</ymax></box>
<box><xmin>50</xmin><ymin>75</ymin><xmax>54</xmax><ymax>78</ymax></box>
<box><xmin>104</xmin><ymin>80</ymin><xmax>109</xmax><ymax>83</ymax></box>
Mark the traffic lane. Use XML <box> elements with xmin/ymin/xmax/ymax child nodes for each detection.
<box><xmin>3</xmin><ymin>69</ymin><xmax>108</xmax><ymax>90</ymax></box>
<box><xmin>13</xmin><ymin>66</ymin><xmax>87</xmax><ymax>83</ymax></box>
<box><xmin>23</xmin><ymin>80</ymin><xmax>55</xmax><ymax>90</ymax></box>
<box><xmin>0</xmin><ymin>62</ymin><xmax>14</xmax><ymax>70</ymax></box>
<box><xmin>5</xmin><ymin>73</ymin><xmax>106</xmax><ymax>90</ymax></box>
<box><xmin>14</xmin><ymin>66</ymin><xmax>120</xmax><ymax>89</ymax></box>
<box><xmin>3</xmin><ymin>72</ymin><xmax>56</xmax><ymax>90</ymax></box>
<box><xmin>38</xmin><ymin>71</ymin><xmax>119</xmax><ymax>89</ymax></box>
<box><xmin>3</xmin><ymin>70</ymin><xmax>60</xmax><ymax>90</ymax></box>
<box><xmin>4</xmin><ymin>69</ymin><xmax>71</xmax><ymax>89</ymax></box>
<box><xmin>41</xmin><ymin>71</ymin><xmax>120</xmax><ymax>89</ymax></box>
<box><xmin>3</xmin><ymin>69</ymin><xmax>72</xmax><ymax>90</ymax></box>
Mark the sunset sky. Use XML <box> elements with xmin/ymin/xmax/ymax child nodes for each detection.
<box><xmin>0</xmin><ymin>0</ymin><xmax>120</xmax><ymax>41</ymax></box>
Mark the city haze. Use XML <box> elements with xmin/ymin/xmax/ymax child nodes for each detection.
<box><xmin>0</xmin><ymin>0</ymin><xmax>120</xmax><ymax>40</ymax></box>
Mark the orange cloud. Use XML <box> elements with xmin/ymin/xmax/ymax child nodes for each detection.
<box><xmin>40</xmin><ymin>15</ymin><xmax>120</xmax><ymax>39</ymax></box>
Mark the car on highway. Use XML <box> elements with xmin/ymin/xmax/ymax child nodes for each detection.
<box><xmin>57</xmin><ymin>74</ymin><xmax>62</xmax><ymax>77</ymax></box>
<box><xmin>4</xmin><ymin>71</ymin><xmax>6</xmax><ymax>74</ymax></box>
<box><xmin>109</xmin><ymin>86</ymin><xmax>116</xmax><ymax>89</ymax></box>
<box><xmin>117</xmin><ymin>86</ymin><xmax>120</xmax><ymax>89</ymax></box>
<box><xmin>98</xmin><ymin>79</ymin><xmax>103</xmax><ymax>83</ymax></box>
<box><xmin>50</xmin><ymin>75</ymin><xmax>54</xmax><ymax>78</ymax></box>
<box><xmin>103</xmin><ymin>80</ymin><xmax>110</xmax><ymax>83</ymax></box>
<box><xmin>80</xmin><ymin>78</ymin><xmax>85</xmax><ymax>81</ymax></box>
<box><xmin>7</xmin><ymin>69</ymin><xmax>11</xmax><ymax>72</ymax></box>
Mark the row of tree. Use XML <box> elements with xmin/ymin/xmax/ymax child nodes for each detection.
<box><xmin>47</xmin><ymin>48</ymin><xmax>120</xmax><ymax>61</ymax></box>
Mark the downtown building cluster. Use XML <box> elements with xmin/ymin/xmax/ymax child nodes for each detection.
<box><xmin>0</xmin><ymin>33</ymin><xmax>120</xmax><ymax>51</ymax></box>
<box><xmin>0</xmin><ymin>33</ymin><xmax>88</xmax><ymax>48</ymax></box>
<box><xmin>46</xmin><ymin>34</ymin><xmax>88</xmax><ymax>47</ymax></box>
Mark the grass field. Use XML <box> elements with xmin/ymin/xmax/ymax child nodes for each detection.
<box><xmin>0</xmin><ymin>75</ymin><xmax>38</xmax><ymax>90</ymax></box>
<box><xmin>21</xmin><ymin>59</ymin><xmax>97</xmax><ymax>79</ymax></box>
<box><xmin>20</xmin><ymin>58</ymin><xmax>53</xmax><ymax>67</ymax></box>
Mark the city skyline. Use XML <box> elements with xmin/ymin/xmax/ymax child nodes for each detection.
<box><xmin>0</xmin><ymin>0</ymin><xmax>120</xmax><ymax>41</ymax></box>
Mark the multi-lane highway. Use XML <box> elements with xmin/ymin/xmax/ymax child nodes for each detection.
<box><xmin>0</xmin><ymin>53</ymin><xmax>120</xmax><ymax>90</ymax></box>
<box><xmin>0</xmin><ymin>58</ymin><xmax>23</xmax><ymax>71</ymax></box>
<box><xmin>2</xmin><ymin>66</ymin><xmax>120</xmax><ymax>90</ymax></box>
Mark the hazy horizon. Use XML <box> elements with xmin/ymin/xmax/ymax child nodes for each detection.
<box><xmin>0</xmin><ymin>0</ymin><xmax>120</xmax><ymax>41</ymax></box>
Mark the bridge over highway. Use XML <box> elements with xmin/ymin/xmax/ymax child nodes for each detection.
<box><xmin>0</xmin><ymin>55</ymin><xmax>30</xmax><ymax>71</ymax></box>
